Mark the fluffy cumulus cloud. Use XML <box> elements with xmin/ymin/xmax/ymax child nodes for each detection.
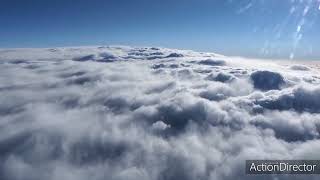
<box><xmin>0</xmin><ymin>46</ymin><xmax>320</xmax><ymax>180</ymax></box>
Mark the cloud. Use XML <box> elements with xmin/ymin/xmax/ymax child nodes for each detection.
<box><xmin>205</xmin><ymin>72</ymin><xmax>235</xmax><ymax>83</ymax></box>
<box><xmin>197</xmin><ymin>59</ymin><xmax>226</xmax><ymax>66</ymax></box>
<box><xmin>152</xmin><ymin>121</ymin><xmax>170</xmax><ymax>131</ymax></box>
<box><xmin>251</xmin><ymin>111</ymin><xmax>320</xmax><ymax>142</ymax></box>
<box><xmin>73</xmin><ymin>54</ymin><xmax>96</xmax><ymax>62</ymax></box>
<box><xmin>290</xmin><ymin>64</ymin><xmax>310</xmax><ymax>71</ymax></box>
<box><xmin>199</xmin><ymin>83</ymin><xmax>234</xmax><ymax>101</ymax></box>
<box><xmin>250</xmin><ymin>70</ymin><xmax>285</xmax><ymax>91</ymax></box>
<box><xmin>0</xmin><ymin>46</ymin><xmax>320</xmax><ymax>180</ymax></box>
<box><xmin>165</xmin><ymin>53</ymin><xmax>184</xmax><ymax>58</ymax></box>
<box><xmin>256</xmin><ymin>86</ymin><xmax>320</xmax><ymax>113</ymax></box>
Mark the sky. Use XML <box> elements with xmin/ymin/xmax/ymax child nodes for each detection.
<box><xmin>0</xmin><ymin>0</ymin><xmax>319</xmax><ymax>60</ymax></box>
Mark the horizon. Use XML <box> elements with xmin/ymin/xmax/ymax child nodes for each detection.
<box><xmin>1</xmin><ymin>44</ymin><xmax>319</xmax><ymax>61</ymax></box>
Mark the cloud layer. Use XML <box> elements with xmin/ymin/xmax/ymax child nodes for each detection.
<box><xmin>0</xmin><ymin>46</ymin><xmax>320</xmax><ymax>180</ymax></box>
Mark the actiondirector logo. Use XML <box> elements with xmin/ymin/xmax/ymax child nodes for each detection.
<box><xmin>246</xmin><ymin>160</ymin><xmax>320</xmax><ymax>174</ymax></box>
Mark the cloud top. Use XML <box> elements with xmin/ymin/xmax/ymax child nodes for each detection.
<box><xmin>0</xmin><ymin>46</ymin><xmax>320</xmax><ymax>180</ymax></box>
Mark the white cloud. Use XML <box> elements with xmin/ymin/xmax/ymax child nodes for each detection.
<box><xmin>0</xmin><ymin>46</ymin><xmax>320</xmax><ymax>180</ymax></box>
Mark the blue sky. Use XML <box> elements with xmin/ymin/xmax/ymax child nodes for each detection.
<box><xmin>0</xmin><ymin>0</ymin><xmax>319</xmax><ymax>60</ymax></box>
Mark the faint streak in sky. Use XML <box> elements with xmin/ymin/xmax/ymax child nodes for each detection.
<box><xmin>237</xmin><ymin>2</ymin><xmax>253</xmax><ymax>14</ymax></box>
<box><xmin>236</xmin><ymin>0</ymin><xmax>319</xmax><ymax>59</ymax></box>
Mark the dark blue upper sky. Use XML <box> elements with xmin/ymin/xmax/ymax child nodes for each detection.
<box><xmin>0</xmin><ymin>0</ymin><xmax>319</xmax><ymax>60</ymax></box>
